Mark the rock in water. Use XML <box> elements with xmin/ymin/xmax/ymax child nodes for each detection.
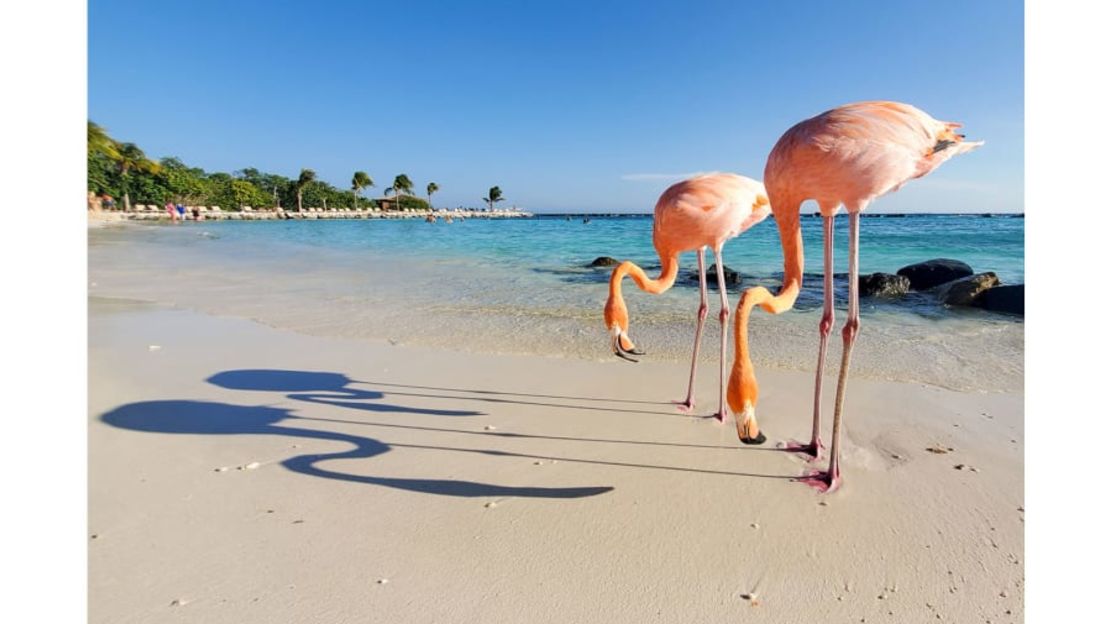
<box><xmin>706</xmin><ymin>263</ymin><xmax>740</xmax><ymax>286</ymax></box>
<box><xmin>859</xmin><ymin>273</ymin><xmax>910</xmax><ymax>297</ymax></box>
<box><xmin>684</xmin><ymin>263</ymin><xmax>741</xmax><ymax>287</ymax></box>
<box><xmin>896</xmin><ymin>259</ymin><xmax>974</xmax><ymax>291</ymax></box>
<box><xmin>588</xmin><ymin>256</ymin><xmax>620</xmax><ymax>268</ymax></box>
<box><xmin>975</xmin><ymin>284</ymin><xmax>1024</xmax><ymax>315</ymax></box>
<box><xmin>936</xmin><ymin>272</ymin><xmax>1000</xmax><ymax>306</ymax></box>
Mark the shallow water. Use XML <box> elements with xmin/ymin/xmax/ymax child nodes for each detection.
<box><xmin>88</xmin><ymin>214</ymin><xmax>1024</xmax><ymax>393</ymax></box>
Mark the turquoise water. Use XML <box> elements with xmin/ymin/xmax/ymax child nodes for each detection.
<box><xmin>89</xmin><ymin>214</ymin><xmax>1025</xmax><ymax>392</ymax></box>
<box><xmin>163</xmin><ymin>213</ymin><xmax>1025</xmax><ymax>285</ymax></box>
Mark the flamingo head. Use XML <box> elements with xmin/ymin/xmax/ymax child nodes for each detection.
<box><xmin>604</xmin><ymin>294</ymin><xmax>644</xmax><ymax>362</ymax></box>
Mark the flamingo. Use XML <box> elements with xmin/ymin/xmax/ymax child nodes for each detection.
<box><xmin>604</xmin><ymin>173</ymin><xmax>771</xmax><ymax>425</ymax></box>
<box><xmin>726</xmin><ymin>101</ymin><xmax>983</xmax><ymax>492</ymax></box>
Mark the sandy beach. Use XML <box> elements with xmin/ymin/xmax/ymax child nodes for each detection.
<box><xmin>89</xmin><ymin>294</ymin><xmax>1023</xmax><ymax>623</ymax></box>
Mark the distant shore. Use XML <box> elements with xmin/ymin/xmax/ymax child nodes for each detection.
<box><xmin>89</xmin><ymin>206</ymin><xmax>531</xmax><ymax>223</ymax></box>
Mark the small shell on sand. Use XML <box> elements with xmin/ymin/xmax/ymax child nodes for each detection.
<box><xmin>148</xmin><ymin>345</ymin><xmax>162</xmax><ymax>351</ymax></box>
<box><xmin>740</xmin><ymin>593</ymin><xmax>760</xmax><ymax>606</ymax></box>
<box><xmin>484</xmin><ymin>425</ymin><xmax>497</xmax><ymax>431</ymax></box>
<box><xmin>750</xmin><ymin>522</ymin><xmax>760</xmax><ymax>529</ymax></box>
<box><xmin>238</xmin><ymin>462</ymin><xmax>261</xmax><ymax>470</ymax></box>
<box><xmin>169</xmin><ymin>599</ymin><xmax>188</xmax><ymax>607</ymax></box>
<box><xmin>485</xmin><ymin>501</ymin><xmax>498</xmax><ymax>509</ymax></box>
<box><xmin>214</xmin><ymin>467</ymin><xmax>229</xmax><ymax>472</ymax></box>
<box><xmin>926</xmin><ymin>445</ymin><xmax>954</xmax><ymax>454</ymax></box>
<box><xmin>377</xmin><ymin>578</ymin><xmax>389</xmax><ymax>585</ymax></box>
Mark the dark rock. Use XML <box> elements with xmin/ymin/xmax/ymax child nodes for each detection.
<box><xmin>974</xmin><ymin>284</ymin><xmax>1024</xmax><ymax>315</ymax></box>
<box><xmin>896</xmin><ymin>258</ymin><xmax>974</xmax><ymax>291</ymax></box>
<box><xmin>936</xmin><ymin>272</ymin><xmax>1000</xmax><ymax>306</ymax></box>
<box><xmin>707</xmin><ymin>263</ymin><xmax>740</xmax><ymax>285</ymax></box>
<box><xmin>684</xmin><ymin>263</ymin><xmax>741</xmax><ymax>288</ymax></box>
<box><xmin>588</xmin><ymin>256</ymin><xmax>620</xmax><ymax>268</ymax></box>
<box><xmin>859</xmin><ymin>273</ymin><xmax>910</xmax><ymax>298</ymax></box>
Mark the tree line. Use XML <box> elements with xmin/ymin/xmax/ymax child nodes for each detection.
<box><xmin>87</xmin><ymin>121</ymin><xmax>506</xmax><ymax>213</ymax></box>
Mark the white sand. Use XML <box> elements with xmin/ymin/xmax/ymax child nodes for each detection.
<box><xmin>88</xmin><ymin>299</ymin><xmax>1023</xmax><ymax>623</ymax></box>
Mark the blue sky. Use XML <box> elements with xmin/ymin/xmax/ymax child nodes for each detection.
<box><xmin>89</xmin><ymin>0</ymin><xmax>1023</xmax><ymax>213</ymax></box>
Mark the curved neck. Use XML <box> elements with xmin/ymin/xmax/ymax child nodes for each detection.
<box><xmin>774</xmin><ymin>208</ymin><xmax>804</xmax><ymax>307</ymax></box>
<box><xmin>609</xmin><ymin>253</ymin><xmax>680</xmax><ymax>300</ymax></box>
<box><xmin>727</xmin><ymin>204</ymin><xmax>803</xmax><ymax>412</ymax></box>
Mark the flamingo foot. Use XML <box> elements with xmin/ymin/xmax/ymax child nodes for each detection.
<box><xmin>673</xmin><ymin>399</ymin><xmax>695</xmax><ymax>414</ymax></box>
<box><xmin>784</xmin><ymin>439</ymin><xmax>824</xmax><ymax>461</ymax></box>
<box><xmin>795</xmin><ymin>468</ymin><xmax>841</xmax><ymax>493</ymax></box>
<box><xmin>711</xmin><ymin>411</ymin><xmax>727</xmax><ymax>423</ymax></box>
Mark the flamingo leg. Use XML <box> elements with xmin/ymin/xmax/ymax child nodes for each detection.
<box><xmin>788</xmin><ymin>215</ymin><xmax>834</xmax><ymax>460</ymax></box>
<box><xmin>712</xmin><ymin>247</ymin><xmax>732</xmax><ymax>424</ymax></box>
<box><xmin>675</xmin><ymin>248</ymin><xmax>709</xmax><ymax>414</ymax></box>
<box><xmin>800</xmin><ymin>210</ymin><xmax>860</xmax><ymax>493</ymax></box>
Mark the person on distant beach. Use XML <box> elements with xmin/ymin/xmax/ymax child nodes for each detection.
<box><xmin>102</xmin><ymin>194</ymin><xmax>115</xmax><ymax>210</ymax></box>
<box><xmin>166</xmin><ymin>202</ymin><xmax>177</xmax><ymax>222</ymax></box>
<box><xmin>176</xmin><ymin>203</ymin><xmax>186</xmax><ymax>221</ymax></box>
<box><xmin>191</xmin><ymin>206</ymin><xmax>200</xmax><ymax>221</ymax></box>
<box><xmin>88</xmin><ymin>191</ymin><xmax>102</xmax><ymax>212</ymax></box>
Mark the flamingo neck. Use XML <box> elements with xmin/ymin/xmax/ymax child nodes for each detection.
<box><xmin>609</xmin><ymin>253</ymin><xmax>679</xmax><ymax>300</ymax></box>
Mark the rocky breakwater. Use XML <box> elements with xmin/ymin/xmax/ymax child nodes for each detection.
<box><xmin>856</xmin><ymin>258</ymin><xmax>1023</xmax><ymax>315</ymax></box>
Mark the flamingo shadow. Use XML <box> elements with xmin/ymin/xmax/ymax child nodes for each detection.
<box><xmin>206</xmin><ymin>369</ymin><xmax>483</xmax><ymax>417</ymax></box>
<box><xmin>99</xmin><ymin>400</ymin><xmax>612</xmax><ymax>499</ymax></box>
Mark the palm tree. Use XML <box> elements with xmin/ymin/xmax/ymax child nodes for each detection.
<box><xmin>392</xmin><ymin>174</ymin><xmax>413</xmax><ymax>211</ymax></box>
<box><xmin>426</xmin><ymin>182</ymin><xmax>439</xmax><ymax>210</ymax></box>
<box><xmin>87</xmin><ymin>121</ymin><xmax>119</xmax><ymax>160</ymax></box>
<box><xmin>351</xmin><ymin>171</ymin><xmax>374</xmax><ymax>209</ymax></box>
<box><xmin>295</xmin><ymin>168</ymin><xmax>316</xmax><ymax>212</ymax></box>
<box><xmin>115</xmin><ymin>142</ymin><xmax>160</xmax><ymax>211</ymax></box>
<box><xmin>483</xmin><ymin>186</ymin><xmax>504</xmax><ymax>212</ymax></box>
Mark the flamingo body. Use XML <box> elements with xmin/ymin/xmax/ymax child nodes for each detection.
<box><xmin>652</xmin><ymin>173</ymin><xmax>770</xmax><ymax>253</ymax></box>
<box><xmin>766</xmin><ymin>101</ymin><xmax>984</xmax><ymax>212</ymax></box>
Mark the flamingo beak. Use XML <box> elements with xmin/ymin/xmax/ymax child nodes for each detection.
<box><xmin>611</xmin><ymin>328</ymin><xmax>645</xmax><ymax>363</ymax></box>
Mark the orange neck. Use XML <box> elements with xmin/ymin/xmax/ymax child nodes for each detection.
<box><xmin>727</xmin><ymin>208</ymin><xmax>803</xmax><ymax>413</ymax></box>
<box><xmin>604</xmin><ymin>253</ymin><xmax>679</xmax><ymax>335</ymax></box>
<box><xmin>609</xmin><ymin>253</ymin><xmax>679</xmax><ymax>300</ymax></box>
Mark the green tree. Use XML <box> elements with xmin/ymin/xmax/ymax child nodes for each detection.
<box><xmin>87</xmin><ymin>121</ymin><xmax>119</xmax><ymax>160</ymax></box>
<box><xmin>295</xmin><ymin>168</ymin><xmax>316</xmax><ymax>212</ymax></box>
<box><xmin>159</xmin><ymin>157</ymin><xmax>207</xmax><ymax>205</ymax></box>
<box><xmin>116</xmin><ymin>143</ymin><xmax>161</xmax><ymax>211</ymax></box>
<box><xmin>391</xmin><ymin>174</ymin><xmax>414</xmax><ymax>211</ymax></box>
<box><xmin>351</xmin><ymin>171</ymin><xmax>374</xmax><ymax>209</ymax></box>
<box><xmin>483</xmin><ymin>186</ymin><xmax>504</xmax><ymax>212</ymax></box>
<box><xmin>426</xmin><ymin>182</ymin><xmax>439</xmax><ymax>210</ymax></box>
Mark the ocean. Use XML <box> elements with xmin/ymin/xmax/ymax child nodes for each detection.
<box><xmin>89</xmin><ymin>213</ymin><xmax>1024</xmax><ymax>393</ymax></box>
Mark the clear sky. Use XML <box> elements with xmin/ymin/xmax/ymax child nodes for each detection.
<box><xmin>89</xmin><ymin>0</ymin><xmax>1023</xmax><ymax>213</ymax></box>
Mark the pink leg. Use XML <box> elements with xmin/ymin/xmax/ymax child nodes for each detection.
<box><xmin>675</xmin><ymin>248</ymin><xmax>709</xmax><ymax>414</ymax></box>
<box><xmin>799</xmin><ymin>210</ymin><xmax>862</xmax><ymax>493</ymax></box>
<box><xmin>787</xmin><ymin>215</ymin><xmax>834</xmax><ymax>460</ymax></box>
<box><xmin>712</xmin><ymin>247</ymin><xmax>733</xmax><ymax>424</ymax></box>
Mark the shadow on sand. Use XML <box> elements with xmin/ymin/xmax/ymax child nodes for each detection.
<box><xmin>209</xmin><ymin>368</ymin><xmax>684</xmax><ymax>417</ymax></box>
<box><xmin>99</xmin><ymin>368</ymin><xmax>800</xmax><ymax>499</ymax></box>
<box><xmin>100</xmin><ymin>399</ymin><xmax>613</xmax><ymax>499</ymax></box>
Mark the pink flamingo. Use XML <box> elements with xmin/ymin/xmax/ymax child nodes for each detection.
<box><xmin>726</xmin><ymin>101</ymin><xmax>983</xmax><ymax>492</ymax></box>
<box><xmin>604</xmin><ymin>173</ymin><xmax>770</xmax><ymax>425</ymax></box>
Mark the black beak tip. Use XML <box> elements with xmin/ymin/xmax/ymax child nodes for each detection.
<box><xmin>614</xmin><ymin>350</ymin><xmax>639</xmax><ymax>363</ymax></box>
<box><xmin>740</xmin><ymin>432</ymin><xmax>768</xmax><ymax>446</ymax></box>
